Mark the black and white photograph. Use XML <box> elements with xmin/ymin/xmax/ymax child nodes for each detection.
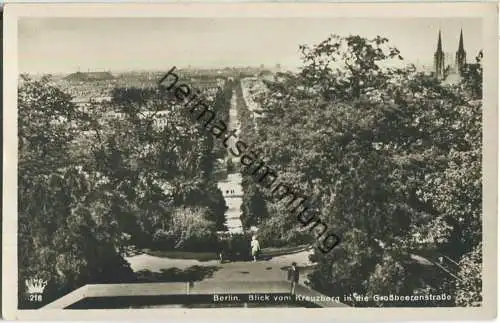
<box><xmin>2</xmin><ymin>2</ymin><xmax>497</xmax><ymax>321</ymax></box>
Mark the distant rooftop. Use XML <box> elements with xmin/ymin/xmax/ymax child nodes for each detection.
<box><xmin>64</xmin><ymin>71</ymin><xmax>115</xmax><ymax>82</ymax></box>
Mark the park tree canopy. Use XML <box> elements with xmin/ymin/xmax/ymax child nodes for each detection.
<box><xmin>18</xmin><ymin>75</ymin><xmax>232</xmax><ymax>307</ymax></box>
<box><xmin>240</xmin><ymin>34</ymin><xmax>482</xmax><ymax>307</ymax></box>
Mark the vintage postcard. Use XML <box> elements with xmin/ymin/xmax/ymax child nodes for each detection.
<box><xmin>2</xmin><ymin>2</ymin><xmax>498</xmax><ymax>321</ymax></box>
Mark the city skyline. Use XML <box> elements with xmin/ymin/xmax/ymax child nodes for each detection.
<box><xmin>19</xmin><ymin>18</ymin><xmax>482</xmax><ymax>74</ymax></box>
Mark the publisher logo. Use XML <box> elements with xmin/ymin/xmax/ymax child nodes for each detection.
<box><xmin>25</xmin><ymin>278</ymin><xmax>47</xmax><ymax>302</ymax></box>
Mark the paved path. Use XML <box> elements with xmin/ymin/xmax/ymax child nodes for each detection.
<box><xmin>51</xmin><ymin>250</ymin><xmax>348</xmax><ymax>309</ymax></box>
<box><xmin>226</xmin><ymin>88</ymin><xmax>243</xmax><ymax>164</ymax></box>
<box><xmin>126</xmin><ymin>249</ymin><xmax>316</xmax><ymax>293</ymax></box>
<box><xmin>217</xmin><ymin>173</ymin><xmax>243</xmax><ymax>233</ymax></box>
<box><xmin>216</xmin><ymin>88</ymin><xmax>244</xmax><ymax>233</ymax></box>
<box><xmin>48</xmin><ymin>252</ymin><xmax>348</xmax><ymax>309</ymax></box>
<box><xmin>204</xmin><ymin>260</ymin><xmax>288</xmax><ymax>282</ymax></box>
<box><xmin>126</xmin><ymin>249</ymin><xmax>314</xmax><ymax>274</ymax></box>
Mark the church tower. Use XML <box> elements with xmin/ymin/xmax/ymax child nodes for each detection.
<box><xmin>455</xmin><ymin>29</ymin><xmax>467</xmax><ymax>75</ymax></box>
<box><xmin>434</xmin><ymin>31</ymin><xmax>445</xmax><ymax>80</ymax></box>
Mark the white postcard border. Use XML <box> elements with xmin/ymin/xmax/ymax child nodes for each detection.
<box><xmin>3</xmin><ymin>2</ymin><xmax>498</xmax><ymax>321</ymax></box>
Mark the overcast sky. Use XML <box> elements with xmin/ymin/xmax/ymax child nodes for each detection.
<box><xmin>18</xmin><ymin>17</ymin><xmax>482</xmax><ymax>74</ymax></box>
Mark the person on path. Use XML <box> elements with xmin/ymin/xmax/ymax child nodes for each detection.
<box><xmin>287</xmin><ymin>262</ymin><xmax>300</xmax><ymax>296</ymax></box>
<box><xmin>218</xmin><ymin>239</ymin><xmax>225</xmax><ymax>263</ymax></box>
<box><xmin>250</xmin><ymin>235</ymin><xmax>260</xmax><ymax>262</ymax></box>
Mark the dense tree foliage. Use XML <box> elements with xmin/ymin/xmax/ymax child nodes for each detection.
<box><xmin>18</xmin><ymin>75</ymin><xmax>232</xmax><ymax>307</ymax></box>
<box><xmin>455</xmin><ymin>242</ymin><xmax>482</xmax><ymax>306</ymax></box>
<box><xmin>236</xmin><ymin>80</ymin><xmax>274</xmax><ymax>237</ymax></box>
<box><xmin>94</xmin><ymin>86</ymin><xmax>228</xmax><ymax>242</ymax></box>
<box><xmin>240</xmin><ymin>34</ymin><xmax>483</xmax><ymax>306</ymax></box>
<box><xmin>18</xmin><ymin>75</ymin><xmax>135</xmax><ymax>308</ymax></box>
<box><xmin>240</xmin><ymin>175</ymin><xmax>269</xmax><ymax>229</ymax></box>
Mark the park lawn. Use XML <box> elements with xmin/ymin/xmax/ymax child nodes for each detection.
<box><xmin>145</xmin><ymin>250</ymin><xmax>218</xmax><ymax>262</ymax></box>
<box><xmin>261</xmin><ymin>245</ymin><xmax>310</xmax><ymax>257</ymax></box>
<box><xmin>144</xmin><ymin>245</ymin><xmax>310</xmax><ymax>261</ymax></box>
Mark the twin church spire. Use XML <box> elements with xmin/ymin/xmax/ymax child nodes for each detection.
<box><xmin>456</xmin><ymin>29</ymin><xmax>466</xmax><ymax>72</ymax></box>
<box><xmin>434</xmin><ymin>29</ymin><xmax>467</xmax><ymax>80</ymax></box>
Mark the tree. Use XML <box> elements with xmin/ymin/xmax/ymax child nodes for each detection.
<box><xmin>455</xmin><ymin>242</ymin><xmax>482</xmax><ymax>306</ymax></box>
<box><xmin>18</xmin><ymin>76</ymin><xmax>134</xmax><ymax>308</ymax></box>
<box><xmin>92</xmin><ymin>85</ymin><xmax>228</xmax><ymax>242</ymax></box>
<box><xmin>242</xmin><ymin>34</ymin><xmax>483</xmax><ymax>306</ymax></box>
<box><xmin>18</xmin><ymin>75</ymin><xmax>231</xmax><ymax>307</ymax></box>
<box><xmin>240</xmin><ymin>175</ymin><xmax>269</xmax><ymax>229</ymax></box>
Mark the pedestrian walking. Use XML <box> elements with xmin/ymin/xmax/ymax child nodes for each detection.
<box><xmin>218</xmin><ymin>238</ymin><xmax>229</xmax><ymax>264</ymax></box>
<box><xmin>287</xmin><ymin>262</ymin><xmax>300</xmax><ymax>296</ymax></box>
<box><xmin>250</xmin><ymin>235</ymin><xmax>260</xmax><ymax>262</ymax></box>
<box><xmin>218</xmin><ymin>242</ymin><xmax>224</xmax><ymax>263</ymax></box>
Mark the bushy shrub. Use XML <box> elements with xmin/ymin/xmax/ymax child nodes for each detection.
<box><xmin>226</xmin><ymin>158</ymin><xmax>236</xmax><ymax>173</ymax></box>
<box><xmin>256</xmin><ymin>220</ymin><xmax>312</xmax><ymax>248</ymax></box>
<box><xmin>218</xmin><ymin>232</ymin><xmax>253</xmax><ymax>261</ymax></box>
<box><xmin>152</xmin><ymin>207</ymin><xmax>219</xmax><ymax>252</ymax></box>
